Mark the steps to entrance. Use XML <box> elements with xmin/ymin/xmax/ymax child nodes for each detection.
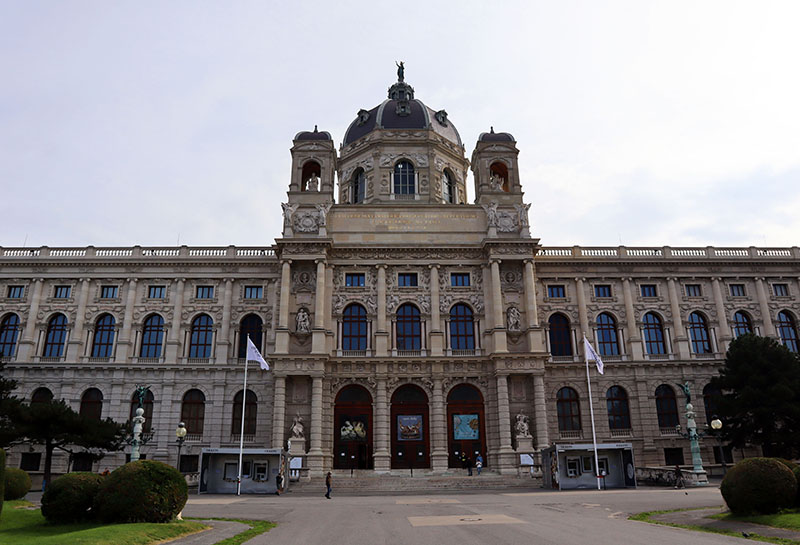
<box><xmin>288</xmin><ymin>470</ymin><xmax>542</xmax><ymax>496</ymax></box>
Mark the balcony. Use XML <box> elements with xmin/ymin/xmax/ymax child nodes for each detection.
<box><xmin>610</xmin><ymin>429</ymin><xmax>633</xmax><ymax>438</ymax></box>
<box><xmin>559</xmin><ymin>430</ymin><xmax>583</xmax><ymax>440</ymax></box>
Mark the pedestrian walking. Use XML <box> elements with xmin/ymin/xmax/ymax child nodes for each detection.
<box><xmin>673</xmin><ymin>465</ymin><xmax>684</xmax><ymax>489</ymax></box>
<box><xmin>460</xmin><ymin>452</ymin><xmax>468</xmax><ymax>475</ymax></box>
<box><xmin>466</xmin><ymin>454</ymin><xmax>473</xmax><ymax>476</ymax></box>
<box><xmin>325</xmin><ymin>471</ymin><xmax>332</xmax><ymax>499</ymax></box>
<box><xmin>275</xmin><ymin>471</ymin><xmax>283</xmax><ymax>495</ymax></box>
<box><xmin>476</xmin><ymin>454</ymin><xmax>483</xmax><ymax>476</ymax></box>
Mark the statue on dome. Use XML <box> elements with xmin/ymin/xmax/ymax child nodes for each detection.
<box><xmin>306</xmin><ymin>173</ymin><xmax>320</xmax><ymax>191</ymax></box>
<box><xmin>396</xmin><ymin>61</ymin><xmax>405</xmax><ymax>82</ymax></box>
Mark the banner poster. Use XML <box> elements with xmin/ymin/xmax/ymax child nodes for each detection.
<box><xmin>397</xmin><ymin>415</ymin><xmax>423</xmax><ymax>441</ymax></box>
<box><xmin>453</xmin><ymin>413</ymin><xmax>480</xmax><ymax>440</ymax></box>
<box><xmin>339</xmin><ymin>415</ymin><xmax>368</xmax><ymax>442</ymax></box>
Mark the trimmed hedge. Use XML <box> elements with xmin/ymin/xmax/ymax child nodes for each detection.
<box><xmin>794</xmin><ymin>466</ymin><xmax>800</xmax><ymax>507</ymax></box>
<box><xmin>41</xmin><ymin>472</ymin><xmax>105</xmax><ymax>523</ymax></box>
<box><xmin>4</xmin><ymin>467</ymin><xmax>31</xmax><ymax>500</ymax></box>
<box><xmin>94</xmin><ymin>460</ymin><xmax>188</xmax><ymax>523</ymax></box>
<box><xmin>0</xmin><ymin>448</ymin><xmax>5</xmax><ymax>519</ymax></box>
<box><xmin>721</xmin><ymin>457</ymin><xmax>797</xmax><ymax>515</ymax></box>
<box><xmin>774</xmin><ymin>458</ymin><xmax>799</xmax><ymax>472</ymax></box>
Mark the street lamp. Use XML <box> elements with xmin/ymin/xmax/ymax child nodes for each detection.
<box><xmin>175</xmin><ymin>422</ymin><xmax>187</xmax><ymax>471</ymax></box>
<box><xmin>709</xmin><ymin>416</ymin><xmax>726</xmax><ymax>475</ymax></box>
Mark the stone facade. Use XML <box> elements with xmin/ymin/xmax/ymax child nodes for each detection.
<box><xmin>1</xmin><ymin>75</ymin><xmax>799</xmax><ymax>480</ymax></box>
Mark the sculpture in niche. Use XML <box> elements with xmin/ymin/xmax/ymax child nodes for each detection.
<box><xmin>290</xmin><ymin>413</ymin><xmax>305</xmax><ymax>439</ymax></box>
<box><xmin>507</xmin><ymin>306</ymin><xmax>522</xmax><ymax>332</ymax></box>
<box><xmin>281</xmin><ymin>203</ymin><xmax>298</xmax><ymax>225</ymax></box>
<box><xmin>489</xmin><ymin>172</ymin><xmax>504</xmax><ymax>191</ymax></box>
<box><xmin>306</xmin><ymin>173</ymin><xmax>320</xmax><ymax>191</ymax></box>
<box><xmin>515</xmin><ymin>412</ymin><xmax>531</xmax><ymax>437</ymax></box>
<box><xmin>295</xmin><ymin>308</ymin><xmax>311</xmax><ymax>333</ymax></box>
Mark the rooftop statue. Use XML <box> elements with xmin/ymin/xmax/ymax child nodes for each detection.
<box><xmin>396</xmin><ymin>61</ymin><xmax>405</xmax><ymax>82</ymax></box>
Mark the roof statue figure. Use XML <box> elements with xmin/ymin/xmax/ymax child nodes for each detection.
<box><xmin>134</xmin><ymin>385</ymin><xmax>150</xmax><ymax>409</ymax></box>
<box><xmin>396</xmin><ymin>61</ymin><xmax>405</xmax><ymax>82</ymax></box>
<box><xmin>676</xmin><ymin>381</ymin><xmax>691</xmax><ymax>405</ymax></box>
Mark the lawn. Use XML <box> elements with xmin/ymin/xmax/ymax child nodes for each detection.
<box><xmin>0</xmin><ymin>500</ymin><xmax>208</xmax><ymax>545</ymax></box>
<box><xmin>714</xmin><ymin>511</ymin><xmax>800</xmax><ymax>532</ymax></box>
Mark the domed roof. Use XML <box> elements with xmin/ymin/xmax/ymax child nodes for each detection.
<box><xmin>295</xmin><ymin>126</ymin><xmax>332</xmax><ymax>141</ymax></box>
<box><xmin>343</xmin><ymin>78</ymin><xmax>463</xmax><ymax>147</ymax></box>
<box><xmin>478</xmin><ymin>127</ymin><xmax>515</xmax><ymax>142</ymax></box>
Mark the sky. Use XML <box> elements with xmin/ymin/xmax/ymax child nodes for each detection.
<box><xmin>2</xmin><ymin>1</ymin><xmax>799</xmax><ymax>249</ymax></box>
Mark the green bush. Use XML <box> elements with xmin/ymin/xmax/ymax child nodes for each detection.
<box><xmin>94</xmin><ymin>460</ymin><xmax>188</xmax><ymax>523</ymax></box>
<box><xmin>721</xmin><ymin>457</ymin><xmax>797</xmax><ymax>515</ymax></box>
<box><xmin>41</xmin><ymin>472</ymin><xmax>105</xmax><ymax>523</ymax></box>
<box><xmin>0</xmin><ymin>448</ymin><xmax>6</xmax><ymax>519</ymax></box>
<box><xmin>793</xmin><ymin>466</ymin><xmax>800</xmax><ymax>507</ymax></box>
<box><xmin>4</xmin><ymin>467</ymin><xmax>31</xmax><ymax>500</ymax></box>
<box><xmin>774</xmin><ymin>458</ymin><xmax>799</xmax><ymax>472</ymax></box>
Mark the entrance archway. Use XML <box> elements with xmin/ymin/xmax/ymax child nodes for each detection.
<box><xmin>390</xmin><ymin>384</ymin><xmax>430</xmax><ymax>469</ymax></box>
<box><xmin>447</xmin><ymin>383</ymin><xmax>487</xmax><ymax>468</ymax></box>
<box><xmin>333</xmin><ymin>385</ymin><xmax>373</xmax><ymax>469</ymax></box>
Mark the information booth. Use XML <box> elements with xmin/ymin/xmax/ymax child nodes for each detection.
<box><xmin>542</xmin><ymin>443</ymin><xmax>637</xmax><ymax>490</ymax></box>
<box><xmin>198</xmin><ymin>448</ymin><xmax>287</xmax><ymax>494</ymax></box>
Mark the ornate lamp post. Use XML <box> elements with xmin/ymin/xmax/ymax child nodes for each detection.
<box><xmin>674</xmin><ymin>381</ymin><xmax>709</xmax><ymax>486</ymax></box>
<box><xmin>175</xmin><ymin>422</ymin><xmax>187</xmax><ymax>471</ymax></box>
<box><xmin>129</xmin><ymin>385</ymin><xmax>151</xmax><ymax>462</ymax></box>
<box><xmin>709</xmin><ymin>416</ymin><xmax>726</xmax><ymax>475</ymax></box>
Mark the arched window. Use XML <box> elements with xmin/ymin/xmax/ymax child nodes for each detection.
<box><xmin>396</xmin><ymin>303</ymin><xmax>421</xmax><ymax>350</ymax></box>
<box><xmin>140</xmin><ymin>314</ymin><xmax>164</xmax><ymax>358</ymax></box>
<box><xmin>688</xmin><ymin>312</ymin><xmax>712</xmax><ymax>354</ymax></box>
<box><xmin>393</xmin><ymin>161</ymin><xmax>415</xmax><ymax>195</ymax></box>
<box><xmin>181</xmin><ymin>389</ymin><xmax>205</xmax><ymax>436</ymax></box>
<box><xmin>31</xmin><ymin>387</ymin><xmax>53</xmax><ymax>404</ymax></box>
<box><xmin>548</xmin><ymin>313</ymin><xmax>573</xmax><ymax>356</ymax></box>
<box><xmin>129</xmin><ymin>389</ymin><xmax>155</xmax><ymax>433</ymax></box>
<box><xmin>596</xmin><ymin>313</ymin><xmax>620</xmax><ymax>356</ymax></box>
<box><xmin>232</xmin><ymin>389</ymin><xmax>257</xmax><ymax>435</ymax></box>
<box><xmin>91</xmin><ymin>314</ymin><xmax>116</xmax><ymax>358</ymax></box>
<box><xmin>238</xmin><ymin>314</ymin><xmax>264</xmax><ymax>359</ymax></box>
<box><xmin>0</xmin><ymin>313</ymin><xmax>20</xmax><ymax>358</ymax></box>
<box><xmin>442</xmin><ymin>170</ymin><xmax>456</xmax><ymax>204</ymax></box>
<box><xmin>777</xmin><ymin>311</ymin><xmax>799</xmax><ymax>353</ymax></box>
<box><xmin>351</xmin><ymin>168</ymin><xmax>365</xmax><ymax>204</ymax></box>
<box><xmin>449</xmin><ymin>304</ymin><xmax>475</xmax><ymax>350</ymax></box>
<box><xmin>342</xmin><ymin>304</ymin><xmax>368</xmax><ymax>351</ymax></box>
<box><xmin>80</xmin><ymin>388</ymin><xmax>103</xmax><ymax>421</ymax></box>
<box><xmin>556</xmin><ymin>387</ymin><xmax>581</xmax><ymax>431</ymax></box>
<box><xmin>642</xmin><ymin>312</ymin><xmax>666</xmax><ymax>355</ymax></box>
<box><xmin>43</xmin><ymin>314</ymin><xmax>68</xmax><ymax>358</ymax></box>
<box><xmin>301</xmin><ymin>160</ymin><xmax>321</xmax><ymax>191</ymax></box>
<box><xmin>732</xmin><ymin>311</ymin><xmax>753</xmax><ymax>338</ymax></box>
<box><xmin>655</xmin><ymin>384</ymin><xmax>679</xmax><ymax>428</ymax></box>
<box><xmin>606</xmin><ymin>386</ymin><xmax>631</xmax><ymax>430</ymax></box>
<box><xmin>189</xmin><ymin>314</ymin><xmax>213</xmax><ymax>358</ymax></box>
<box><xmin>703</xmin><ymin>384</ymin><xmax>721</xmax><ymax>426</ymax></box>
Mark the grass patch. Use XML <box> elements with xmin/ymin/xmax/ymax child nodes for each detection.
<box><xmin>713</xmin><ymin>511</ymin><xmax>800</xmax><ymax>532</ymax></box>
<box><xmin>187</xmin><ymin>517</ymin><xmax>276</xmax><ymax>545</ymax></box>
<box><xmin>0</xmin><ymin>500</ymin><xmax>208</xmax><ymax>545</ymax></box>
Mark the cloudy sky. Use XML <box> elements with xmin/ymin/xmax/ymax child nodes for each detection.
<box><xmin>2</xmin><ymin>1</ymin><xmax>799</xmax><ymax>249</ymax></box>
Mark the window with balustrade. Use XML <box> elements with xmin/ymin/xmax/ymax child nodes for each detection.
<box><xmin>0</xmin><ymin>313</ymin><xmax>20</xmax><ymax>358</ymax></box>
<box><xmin>91</xmin><ymin>314</ymin><xmax>116</xmax><ymax>358</ymax></box>
<box><xmin>655</xmin><ymin>384</ymin><xmax>679</xmax><ymax>428</ymax></box>
<box><xmin>393</xmin><ymin>160</ymin><xmax>416</xmax><ymax>195</ymax></box>
<box><xmin>777</xmin><ymin>310</ymin><xmax>799</xmax><ymax>352</ymax></box>
<box><xmin>80</xmin><ymin>388</ymin><xmax>103</xmax><ymax>420</ymax></box>
<box><xmin>189</xmin><ymin>314</ymin><xmax>214</xmax><ymax>358</ymax></box>
<box><xmin>557</xmin><ymin>387</ymin><xmax>581</xmax><ymax>431</ymax></box>
<box><xmin>140</xmin><ymin>314</ymin><xmax>164</xmax><ymax>358</ymax></box>
<box><xmin>43</xmin><ymin>314</ymin><xmax>68</xmax><ymax>358</ymax></box>
<box><xmin>342</xmin><ymin>304</ymin><xmax>368</xmax><ymax>351</ymax></box>
<box><xmin>548</xmin><ymin>313</ymin><xmax>573</xmax><ymax>356</ymax></box>
<box><xmin>449</xmin><ymin>304</ymin><xmax>475</xmax><ymax>350</ymax></box>
<box><xmin>396</xmin><ymin>304</ymin><xmax>421</xmax><ymax>350</ymax></box>
<box><xmin>606</xmin><ymin>386</ymin><xmax>631</xmax><ymax>430</ymax></box>
<box><xmin>181</xmin><ymin>389</ymin><xmax>205</xmax><ymax>436</ymax></box>
<box><xmin>688</xmin><ymin>311</ymin><xmax>712</xmax><ymax>353</ymax></box>
<box><xmin>238</xmin><ymin>314</ymin><xmax>264</xmax><ymax>359</ymax></box>
<box><xmin>232</xmin><ymin>389</ymin><xmax>257</xmax><ymax>435</ymax></box>
<box><xmin>732</xmin><ymin>311</ymin><xmax>753</xmax><ymax>338</ymax></box>
<box><xmin>596</xmin><ymin>313</ymin><xmax>620</xmax><ymax>356</ymax></box>
<box><xmin>642</xmin><ymin>312</ymin><xmax>666</xmax><ymax>355</ymax></box>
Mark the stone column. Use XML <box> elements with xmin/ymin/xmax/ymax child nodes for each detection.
<box><xmin>308</xmin><ymin>376</ymin><xmax>324</xmax><ymax>475</ymax></box>
<box><xmin>532</xmin><ymin>374</ymin><xmax>549</xmax><ymax>449</ymax></box>
<box><xmin>66</xmin><ymin>279</ymin><xmax>91</xmax><ymax>361</ymax></box>
<box><xmin>276</xmin><ymin>260</ymin><xmax>291</xmax><ymax>353</ymax></box>
<box><xmin>116</xmin><ymin>278</ymin><xmax>138</xmax><ymax>361</ymax></box>
<box><xmin>575</xmin><ymin>277</ymin><xmax>589</xmax><ymax>342</ymax></box>
<box><xmin>667</xmin><ymin>278</ymin><xmax>690</xmax><ymax>357</ymax></box>
<box><xmin>429</xmin><ymin>264</ymin><xmax>444</xmax><ymax>356</ymax></box>
<box><xmin>621</xmin><ymin>278</ymin><xmax>643</xmax><ymax>359</ymax></box>
<box><xmin>755</xmin><ymin>277</ymin><xmax>776</xmax><ymax>337</ymax></box>
<box><xmin>165</xmin><ymin>278</ymin><xmax>185</xmax><ymax>362</ymax></box>
<box><xmin>271</xmin><ymin>375</ymin><xmax>286</xmax><ymax>449</ymax></box>
<box><xmin>430</xmin><ymin>377</ymin><xmax>448</xmax><ymax>472</ymax></box>
<box><xmin>217</xmin><ymin>278</ymin><xmax>233</xmax><ymax>362</ymax></box>
<box><xmin>312</xmin><ymin>260</ymin><xmax>326</xmax><ymax>353</ymax></box>
<box><xmin>711</xmin><ymin>277</ymin><xmax>731</xmax><ymax>351</ymax></box>
<box><xmin>374</xmin><ymin>377</ymin><xmax>390</xmax><ymax>472</ymax></box>
<box><xmin>490</xmin><ymin>260</ymin><xmax>508</xmax><ymax>352</ymax></box>
<box><xmin>495</xmin><ymin>373</ymin><xmax>516</xmax><ymax>473</ymax></box>
<box><xmin>523</xmin><ymin>259</ymin><xmax>544</xmax><ymax>352</ymax></box>
<box><xmin>17</xmin><ymin>279</ymin><xmax>43</xmax><ymax>361</ymax></box>
<box><xmin>375</xmin><ymin>265</ymin><xmax>389</xmax><ymax>356</ymax></box>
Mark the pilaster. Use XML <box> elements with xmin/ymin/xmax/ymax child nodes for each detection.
<box><xmin>667</xmin><ymin>277</ymin><xmax>690</xmax><ymax>357</ymax></box>
<box><xmin>308</xmin><ymin>376</ymin><xmax>324</xmax><ymax>476</ymax></box>
<box><xmin>271</xmin><ymin>375</ymin><xmax>286</xmax><ymax>449</ymax></box>
<box><xmin>66</xmin><ymin>279</ymin><xmax>91</xmax><ymax>361</ymax></box>
<box><xmin>494</xmin><ymin>372</ymin><xmax>516</xmax><ymax>473</ymax></box>
<box><xmin>490</xmin><ymin>259</ymin><xmax>508</xmax><ymax>352</ymax></box>
<box><xmin>621</xmin><ymin>278</ymin><xmax>643</xmax><ymax>359</ymax></box>
<box><xmin>276</xmin><ymin>260</ymin><xmax>292</xmax><ymax>354</ymax></box>
<box><xmin>755</xmin><ymin>277</ymin><xmax>776</xmax><ymax>337</ymax></box>
<box><xmin>375</xmin><ymin>265</ymin><xmax>389</xmax><ymax>356</ymax></box>
<box><xmin>374</xmin><ymin>377</ymin><xmax>390</xmax><ymax>472</ymax></box>
<box><xmin>430</xmin><ymin>377</ymin><xmax>448</xmax><ymax>472</ymax></box>
<box><xmin>165</xmin><ymin>278</ymin><xmax>185</xmax><ymax>362</ymax></box>
<box><xmin>17</xmin><ymin>278</ymin><xmax>43</xmax><ymax>361</ymax></box>
<box><xmin>429</xmin><ymin>264</ymin><xmax>444</xmax><ymax>356</ymax></box>
<box><xmin>312</xmin><ymin>260</ymin><xmax>327</xmax><ymax>353</ymax></box>
<box><xmin>115</xmin><ymin>278</ymin><xmax>138</xmax><ymax>361</ymax></box>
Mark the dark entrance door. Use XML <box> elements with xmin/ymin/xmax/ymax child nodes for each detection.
<box><xmin>446</xmin><ymin>383</ymin><xmax>487</xmax><ymax>469</ymax></box>
<box><xmin>333</xmin><ymin>385</ymin><xmax>373</xmax><ymax>469</ymax></box>
<box><xmin>390</xmin><ymin>384</ymin><xmax>430</xmax><ymax>469</ymax></box>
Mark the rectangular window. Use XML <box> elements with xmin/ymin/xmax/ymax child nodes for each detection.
<box><xmin>640</xmin><ymin>284</ymin><xmax>657</xmax><ymax>298</ymax></box>
<box><xmin>773</xmin><ymin>283</ymin><xmax>789</xmax><ymax>297</ymax></box>
<box><xmin>664</xmin><ymin>448</ymin><xmax>685</xmax><ymax>466</ymax></box>
<box><xmin>148</xmin><ymin>285</ymin><xmax>166</xmax><ymax>299</ymax></box>
<box><xmin>594</xmin><ymin>285</ymin><xmax>612</xmax><ymax>298</ymax></box>
<box><xmin>53</xmin><ymin>285</ymin><xmax>71</xmax><ymax>298</ymax></box>
<box><xmin>398</xmin><ymin>273</ymin><xmax>418</xmax><ymax>287</ymax></box>
<box><xmin>20</xmin><ymin>452</ymin><xmax>41</xmax><ymax>471</ymax></box>
<box><xmin>566</xmin><ymin>458</ymin><xmax>581</xmax><ymax>477</ymax></box>
<box><xmin>223</xmin><ymin>462</ymin><xmax>239</xmax><ymax>480</ymax></box>
<box><xmin>548</xmin><ymin>285</ymin><xmax>566</xmax><ymax>298</ymax></box>
<box><xmin>179</xmin><ymin>455</ymin><xmax>199</xmax><ymax>473</ymax></box>
<box><xmin>345</xmin><ymin>273</ymin><xmax>365</xmax><ymax>287</ymax></box>
<box><xmin>244</xmin><ymin>286</ymin><xmax>263</xmax><ymax>299</ymax></box>
<box><xmin>729</xmin><ymin>284</ymin><xmax>746</xmax><ymax>297</ymax></box>
<box><xmin>100</xmin><ymin>286</ymin><xmax>118</xmax><ymax>299</ymax></box>
<box><xmin>6</xmin><ymin>286</ymin><xmax>24</xmax><ymax>299</ymax></box>
<box><xmin>196</xmin><ymin>286</ymin><xmax>214</xmax><ymax>299</ymax></box>
<box><xmin>72</xmin><ymin>453</ymin><xmax>94</xmax><ymax>472</ymax></box>
<box><xmin>685</xmin><ymin>284</ymin><xmax>702</xmax><ymax>297</ymax></box>
<box><xmin>451</xmin><ymin>273</ymin><xmax>470</xmax><ymax>287</ymax></box>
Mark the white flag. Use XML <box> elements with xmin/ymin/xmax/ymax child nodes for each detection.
<box><xmin>246</xmin><ymin>337</ymin><xmax>270</xmax><ymax>371</ymax></box>
<box><xmin>584</xmin><ymin>337</ymin><xmax>604</xmax><ymax>375</ymax></box>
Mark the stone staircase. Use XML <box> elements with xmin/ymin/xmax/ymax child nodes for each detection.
<box><xmin>286</xmin><ymin>470</ymin><xmax>542</xmax><ymax>496</ymax></box>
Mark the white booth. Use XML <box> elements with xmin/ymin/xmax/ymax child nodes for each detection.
<box><xmin>198</xmin><ymin>448</ymin><xmax>287</xmax><ymax>494</ymax></box>
<box><xmin>542</xmin><ymin>443</ymin><xmax>637</xmax><ymax>490</ymax></box>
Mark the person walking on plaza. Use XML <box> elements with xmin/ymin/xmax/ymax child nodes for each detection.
<box><xmin>475</xmin><ymin>454</ymin><xmax>483</xmax><ymax>476</ymax></box>
<box><xmin>466</xmin><ymin>453</ymin><xmax>473</xmax><ymax>476</ymax></box>
<box><xmin>275</xmin><ymin>470</ymin><xmax>283</xmax><ymax>496</ymax></box>
<box><xmin>325</xmin><ymin>471</ymin><xmax>332</xmax><ymax>499</ymax></box>
<box><xmin>673</xmin><ymin>465</ymin><xmax>684</xmax><ymax>489</ymax></box>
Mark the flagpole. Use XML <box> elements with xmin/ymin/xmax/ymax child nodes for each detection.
<box><xmin>237</xmin><ymin>335</ymin><xmax>250</xmax><ymax>496</ymax></box>
<box><xmin>584</xmin><ymin>335</ymin><xmax>601</xmax><ymax>491</ymax></box>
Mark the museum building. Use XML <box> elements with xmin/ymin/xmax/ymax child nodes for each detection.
<box><xmin>1</xmin><ymin>71</ymin><xmax>799</xmax><ymax>484</ymax></box>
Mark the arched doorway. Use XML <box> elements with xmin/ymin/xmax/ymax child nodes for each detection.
<box><xmin>447</xmin><ymin>383</ymin><xmax>487</xmax><ymax>468</ymax></box>
<box><xmin>333</xmin><ymin>385</ymin><xmax>373</xmax><ymax>469</ymax></box>
<box><xmin>390</xmin><ymin>384</ymin><xmax>430</xmax><ymax>470</ymax></box>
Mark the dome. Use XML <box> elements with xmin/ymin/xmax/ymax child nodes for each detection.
<box><xmin>343</xmin><ymin>80</ymin><xmax>463</xmax><ymax>147</ymax></box>
<box><xmin>478</xmin><ymin>127</ymin><xmax>515</xmax><ymax>142</ymax></box>
<box><xmin>295</xmin><ymin>125</ymin><xmax>332</xmax><ymax>141</ymax></box>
